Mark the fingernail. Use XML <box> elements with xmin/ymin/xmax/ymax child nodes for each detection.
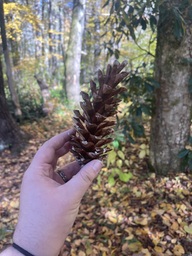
<box><xmin>92</xmin><ymin>160</ymin><xmax>103</xmax><ymax>173</ymax></box>
<box><xmin>68</xmin><ymin>128</ymin><xmax>75</xmax><ymax>136</ymax></box>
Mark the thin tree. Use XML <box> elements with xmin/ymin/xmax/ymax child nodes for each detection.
<box><xmin>0</xmin><ymin>0</ymin><xmax>22</xmax><ymax>117</ymax></box>
<box><xmin>93</xmin><ymin>0</ymin><xmax>101</xmax><ymax>75</ymax></box>
<box><xmin>64</xmin><ymin>0</ymin><xmax>86</xmax><ymax>105</ymax></box>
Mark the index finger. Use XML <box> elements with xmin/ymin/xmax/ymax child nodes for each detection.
<box><xmin>34</xmin><ymin>128</ymin><xmax>75</xmax><ymax>165</ymax></box>
<box><xmin>43</xmin><ymin>128</ymin><xmax>75</xmax><ymax>151</ymax></box>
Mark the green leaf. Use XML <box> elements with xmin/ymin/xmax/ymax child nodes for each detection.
<box><xmin>119</xmin><ymin>172</ymin><xmax>133</xmax><ymax>182</ymax></box>
<box><xmin>178</xmin><ymin>149</ymin><xmax>189</xmax><ymax>158</ymax></box>
<box><xmin>117</xmin><ymin>150</ymin><xmax>125</xmax><ymax>160</ymax></box>
<box><xmin>107</xmin><ymin>47</ymin><xmax>114</xmax><ymax>56</ymax></box>
<box><xmin>108</xmin><ymin>175</ymin><xmax>116</xmax><ymax>186</ymax></box>
<box><xmin>116</xmin><ymin>159</ymin><xmax>123</xmax><ymax>168</ymax></box>
<box><xmin>107</xmin><ymin>150</ymin><xmax>117</xmax><ymax>167</ymax></box>
<box><xmin>128</xmin><ymin>5</ymin><xmax>134</xmax><ymax>15</ymax></box>
<box><xmin>149</xmin><ymin>15</ymin><xmax>157</xmax><ymax>32</ymax></box>
<box><xmin>114</xmin><ymin>49</ymin><xmax>120</xmax><ymax>59</ymax></box>
<box><xmin>184</xmin><ymin>224</ymin><xmax>192</xmax><ymax>234</ymax></box>
<box><xmin>97</xmin><ymin>174</ymin><xmax>101</xmax><ymax>185</ymax></box>
<box><xmin>115</xmin><ymin>1</ymin><xmax>120</xmax><ymax>12</ymax></box>
<box><xmin>112</xmin><ymin>140</ymin><xmax>119</xmax><ymax>149</ymax></box>
<box><xmin>113</xmin><ymin>167</ymin><xmax>121</xmax><ymax>175</ymax></box>
<box><xmin>128</xmin><ymin>25</ymin><xmax>136</xmax><ymax>40</ymax></box>
<box><xmin>140</xmin><ymin>17</ymin><xmax>147</xmax><ymax>30</ymax></box>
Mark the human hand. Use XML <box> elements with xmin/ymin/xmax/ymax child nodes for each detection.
<box><xmin>12</xmin><ymin>129</ymin><xmax>103</xmax><ymax>256</ymax></box>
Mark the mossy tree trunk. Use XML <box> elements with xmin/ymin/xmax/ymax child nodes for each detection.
<box><xmin>64</xmin><ymin>0</ymin><xmax>86</xmax><ymax>105</ymax></box>
<box><xmin>150</xmin><ymin>0</ymin><xmax>192</xmax><ymax>174</ymax></box>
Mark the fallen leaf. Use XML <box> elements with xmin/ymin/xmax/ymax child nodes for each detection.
<box><xmin>184</xmin><ymin>223</ymin><xmax>192</xmax><ymax>234</ymax></box>
<box><xmin>173</xmin><ymin>244</ymin><xmax>185</xmax><ymax>256</ymax></box>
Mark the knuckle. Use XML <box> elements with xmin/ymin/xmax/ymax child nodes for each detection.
<box><xmin>79</xmin><ymin>170</ymin><xmax>93</xmax><ymax>184</ymax></box>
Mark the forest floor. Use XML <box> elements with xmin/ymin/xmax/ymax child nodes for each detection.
<box><xmin>0</xmin><ymin>107</ymin><xmax>192</xmax><ymax>256</ymax></box>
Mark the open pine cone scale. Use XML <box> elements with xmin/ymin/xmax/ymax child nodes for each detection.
<box><xmin>70</xmin><ymin>60</ymin><xmax>129</xmax><ymax>166</ymax></box>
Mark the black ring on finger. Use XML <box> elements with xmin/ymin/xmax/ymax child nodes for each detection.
<box><xmin>57</xmin><ymin>170</ymin><xmax>69</xmax><ymax>183</ymax></box>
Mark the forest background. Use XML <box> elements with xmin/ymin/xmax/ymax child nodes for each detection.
<box><xmin>0</xmin><ymin>0</ymin><xmax>192</xmax><ymax>255</ymax></box>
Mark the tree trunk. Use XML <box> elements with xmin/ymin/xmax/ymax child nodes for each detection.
<box><xmin>34</xmin><ymin>75</ymin><xmax>53</xmax><ymax>115</ymax></box>
<box><xmin>93</xmin><ymin>0</ymin><xmax>101</xmax><ymax>76</ymax></box>
<box><xmin>65</xmin><ymin>0</ymin><xmax>86</xmax><ymax>105</ymax></box>
<box><xmin>0</xmin><ymin>55</ymin><xmax>21</xmax><ymax>149</ymax></box>
<box><xmin>0</xmin><ymin>0</ymin><xmax>22</xmax><ymax>117</ymax></box>
<box><xmin>150</xmin><ymin>0</ymin><xmax>192</xmax><ymax>174</ymax></box>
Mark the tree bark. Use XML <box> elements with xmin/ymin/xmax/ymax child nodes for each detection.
<box><xmin>34</xmin><ymin>75</ymin><xmax>53</xmax><ymax>115</ymax></box>
<box><xmin>0</xmin><ymin>0</ymin><xmax>22</xmax><ymax>117</ymax></box>
<box><xmin>93</xmin><ymin>0</ymin><xmax>101</xmax><ymax>75</ymax></box>
<box><xmin>0</xmin><ymin>55</ymin><xmax>21</xmax><ymax>148</ymax></box>
<box><xmin>150</xmin><ymin>0</ymin><xmax>192</xmax><ymax>174</ymax></box>
<box><xmin>65</xmin><ymin>0</ymin><xmax>86</xmax><ymax>105</ymax></box>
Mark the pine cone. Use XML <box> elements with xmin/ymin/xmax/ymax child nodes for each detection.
<box><xmin>70</xmin><ymin>60</ymin><xmax>129</xmax><ymax>166</ymax></box>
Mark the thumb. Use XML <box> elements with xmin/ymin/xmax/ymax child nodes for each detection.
<box><xmin>68</xmin><ymin>160</ymin><xmax>103</xmax><ymax>198</ymax></box>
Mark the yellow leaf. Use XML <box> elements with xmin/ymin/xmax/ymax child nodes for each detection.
<box><xmin>105</xmin><ymin>210</ymin><xmax>118</xmax><ymax>224</ymax></box>
<box><xmin>171</xmin><ymin>238</ymin><xmax>177</xmax><ymax>244</ymax></box>
<box><xmin>140</xmin><ymin>143</ymin><xmax>147</xmax><ymax>149</ymax></box>
<box><xmin>171</xmin><ymin>221</ymin><xmax>179</xmax><ymax>231</ymax></box>
<box><xmin>141</xmin><ymin>248</ymin><xmax>151</xmax><ymax>256</ymax></box>
<box><xmin>125</xmin><ymin>160</ymin><xmax>130</xmax><ymax>166</ymax></box>
<box><xmin>108</xmin><ymin>215</ymin><xmax>117</xmax><ymax>223</ymax></box>
<box><xmin>139</xmin><ymin>150</ymin><xmax>146</xmax><ymax>159</ymax></box>
<box><xmin>134</xmin><ymin>217</ymin><xmax>148</xmax><ymax>226</ymax></box>
<box><xmin>127</xmin><ymin>241</ymin><xmax>142</xmax><ymax>252</ymax></box>
<box><xmin>154</xmin><ymin>246</ymin><xmax>163</xmax><ymax>253</ymax></box>
<box><xmin>173</xmin><ymin>244</ymin><xmax>185</xmax><ymax>256</ymax></box>
<box><xmin>179</xmin><ymin>204</ymin><xmax>187</xmax><ymax>211</ymax></box>
<box><xmin>78</xmin><ymin>251</ymin><xmax>86</xmax><ymax>256</ymax></box>
<box><xmin>10</xmin><ymin>200</ymin><xmax>19</xmax><ymax>209</ymax></box>
<box><xmin>182</xmin><ymin>189</ymin><xmax>190</xmax><ymax>195</ymax></box>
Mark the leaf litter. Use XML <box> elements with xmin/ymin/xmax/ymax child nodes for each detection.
<box><xmin>0</xmin><ymin>113</ymin><xmax>192</xmax><ymax>256</ymax></box>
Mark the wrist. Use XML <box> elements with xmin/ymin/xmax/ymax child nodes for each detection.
<box><xmin>0</xmin><ymin>246</ymin><xmax>23</xmax><ymax>256</ymax></box>
<box><xmin>13</xmin><ymin>231</ymin><xmax>60</xmax><ymax>256</ymax></box>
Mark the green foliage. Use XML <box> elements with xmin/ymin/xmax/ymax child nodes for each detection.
<box><xmin>50</xmin><ymin>88</ymin><xmax>64</xmax><ymax>103</ymax></box>
<box><xmin>103</xmin><ymin>0</ymin><xmax>158</xmax><ymax>44</ymax></box>
<box><xmin>5</xmin><ymin>76</ymin><xmax>44</xmax><ymax>121</ymax></box>
<box><xmin>18</xmin><ymin>93</ymin><xmax>44</xmax><ymax>121</ymax></box>
<box><xmin>102</xmin><ymin>0</ymin><xmax>158</xmax><ymax>143</ymax></box>
<box><xmin>102</xmin><ymin>0</ymin><xmax>191</xmax><ymax>150</ymax></box>
<box><xmin>119</xmin><ymin>68</ymin><xmax>159</xmax><ymax>143</ymax></box>
<box><xmin>107</xmin><ymin>145</ymin><xmax>133</xmax><ymax>186</ymax></box>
